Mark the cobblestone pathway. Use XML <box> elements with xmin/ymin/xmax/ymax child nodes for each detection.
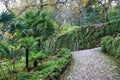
<box><xmin>66</xmin><ymin>48</ymin><xmax>120</xmax><ymax>80</ymax></box>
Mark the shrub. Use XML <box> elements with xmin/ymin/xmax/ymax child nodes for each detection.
<box><xmin>101</xmin><ymin>36</ymin><xmax>120</xmax><ymax>58</ymax></box>
<box><xmin>29</xmin><ymin>51</ymin><xmax>48</xmax><ymax>61</ymax></box>
<box><xmin>15</xmin><ymin>48</ymin><xmax>71</xmax><ymax>80</ymax></box>
<box><xmin>101</xmin><ymin>36</ymin><xmax>111</xmax><ymax>53</ymax></box>
<box><xmin>31</xmin><ymin>48</ymin><xmax>71</xmax><ymax>79</ymax></box>
<box><xmin>58</xmin><ymin>48</ymin><xmax>70</xmax><ymax>57</ymax></box>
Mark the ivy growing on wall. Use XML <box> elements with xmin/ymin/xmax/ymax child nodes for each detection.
<box><xmin>54</xmin><ymin>19</ymin><xmax>120</xmax><ymax>51</ymax></box>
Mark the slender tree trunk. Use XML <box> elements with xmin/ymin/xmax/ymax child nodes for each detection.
<box><xmin>74</xmin><ymin>40</ymin><xmax>78</xmax><ymax>51</ymax></box>
<box><xmin>39</xmin><ymin>0</ymin><xmax>43</xmax><ymax>9</ymax></box>
<box><xmin>25</xmin><ymin>47</ymin><xmax>29</xmax><ymax>71</ymax></box>
<box><xmin>105</xmin><ymin>7</ymin><xmax>108</xmax><ymax>22</ymax></box>
<box><xmin>34</xmin><ymin>59</ymin><xmax>38</xmax><ymax>68</ymax></box>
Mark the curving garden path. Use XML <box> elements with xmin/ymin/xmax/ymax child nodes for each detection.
<box><xmin>65</xmin><ymin>48</ymin><xmax>120</xmax><ymax>80</ymax></box>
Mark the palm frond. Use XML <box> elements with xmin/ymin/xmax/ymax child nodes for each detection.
<box><xmin>0</xmin><ymin>11</ymin><xmax>15</xmax><ymax>24</ymax></box>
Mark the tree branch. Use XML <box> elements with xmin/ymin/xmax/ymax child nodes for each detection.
<box><xmin>40</xmin><ymin>0</ymin><xmax>68</xmax><ymax>9</ymax></box>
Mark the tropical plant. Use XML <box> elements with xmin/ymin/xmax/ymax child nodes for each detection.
<box><xmin>17</xmin><ymin>10</ymin><xmax>56</xmax><ymax>70</ymax></box>
<box><xmin>20</xmin><ymin>37</ymin><xmax>37</xmax><ymax>71</ymax></box>
<box><xmin>0</xmin><ymin>11</ymin><xmax>15</xmax><ymax>33</ymax></box>
<box><xmin>19</xmin><ymin>10</ymin><xmax>55</xmax><ymax>49</ymax></box>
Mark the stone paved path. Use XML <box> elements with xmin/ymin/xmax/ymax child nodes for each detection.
<box><xmin>66</xmin><ymin>48</ymin><xmax>120</xmax><ymax>80</ymax></box>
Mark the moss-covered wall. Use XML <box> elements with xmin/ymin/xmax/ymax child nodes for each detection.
<box><xmin>55</xmin><ymin>20</ymin><xmax>120</xmax><ymax>51</ymax></box>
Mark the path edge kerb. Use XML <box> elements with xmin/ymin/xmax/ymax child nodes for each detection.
<box><xmin>58</xmin><ymin>54</ymin><xmax>73</xmax><ymax>80</ymax></box>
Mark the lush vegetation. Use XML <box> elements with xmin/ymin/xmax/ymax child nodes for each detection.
<box><xmin>101</xmin><ymin>36</ymin><xmax>120</xmax><ymax>58</ymax></box>
<box><xmin>0</xmin><ymin>0</ymin><xmax>120</xmax><ymax>80</ymax></box>
<box><xmin>0</xmin><ymin>10</ymin><xmax>72</xmax><ymax>80</ymax></box>
<box><xmin>0</xmin><ymin>48</ymin><xmax>71</xmax><ymax>80</ymax></box>
<box><xmin>55</xmin><ymin>20</ymin><xmax>120</xmax><ymax>51</ymax></box>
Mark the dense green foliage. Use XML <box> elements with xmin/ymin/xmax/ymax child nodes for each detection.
<box><xmin>101</xmin><ymin>36</ymin><xmax>120</xmax><ymax>58</ymax></box>
<box><xmin>0</xmin><ymin>48</ymin><xmax>71</xmax><ymax>80</ymax></box>
<box><xmin>0</xmin><ymin>0</ymin><xmax>120</xmax><ymax>79</ymax></box>
<box><xmin>55</xmin><ymin>20</ymin><xmax>120</xmax><ymax>51</ymax></box>
<box><xmin>0</xmin><ymin>43</ymin><xmax>13</xmax><ymax>59</ymax></box>
<box><xmin>0</xmin><ymin>10</ymin><xmax>72</xmax><ymax>80</ymax></box>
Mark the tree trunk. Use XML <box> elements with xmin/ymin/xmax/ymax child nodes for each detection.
<box><xmin>25</xmin><ymin>47</ymin><xmax>29</xmax><ymax>71</ymax></box>
<box><xmin>39</xmin><ymin>0</ymin><xmax>43</xmax><ymax>9</ymax></box>
<box><xmin>74</xmin><ymin>40</ymin><xmax>78</xmax><ymax>51</ymax></box>
<box><xmin>34</xmin><ymin>60</ymin><xmax>38</xmax><ymax>68</ymax></box>
<box><xmin>105</xmin><ymin>7</ymin><xmax>108</xmax><ymax>22</ymax></box>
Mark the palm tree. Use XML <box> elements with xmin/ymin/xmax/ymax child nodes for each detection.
<box><xmin>20</xmin><ymin>37</ymin><xmax>37</xmax><ymax>71</ymax></box>
<box><xmin>0</xmin><ymin>11</ymin><xmax>15</xmax><ymax>41</ymax></box>
<box><xmin>19</xmin><ymin>10</ymin><xmax>55</xmax><ymax>48</ymax></box>
<box><xmin>0</xmin><ymin>11</ymin><xmax>15</xmax><ymax>32</ymax></box>
<box><xmin>17</xmin><ymin>10</ymin><xmax>55</xmax><ymax>69</ymax></box>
